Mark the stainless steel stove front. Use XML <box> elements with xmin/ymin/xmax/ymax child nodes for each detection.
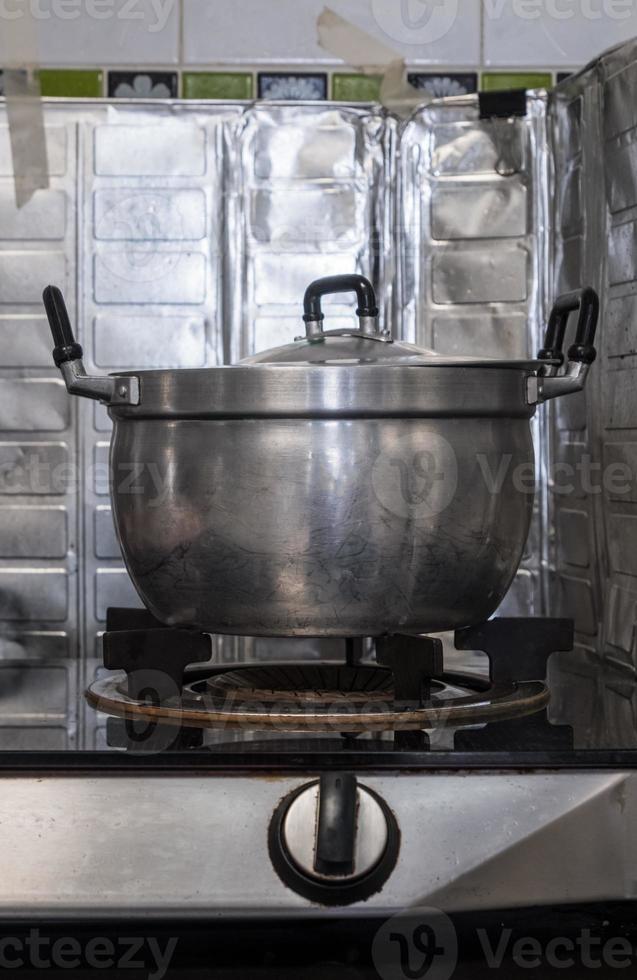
<box><xmin>0</xmin><ymin>771</ymin><xmax>634</xmax><ymax>918</ymax></box>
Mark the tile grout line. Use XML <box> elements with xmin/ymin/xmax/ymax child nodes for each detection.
<box><xmin>178</xmin><ymin>0</ymin><xmax>185</xmax><ymax>79</ymax></box>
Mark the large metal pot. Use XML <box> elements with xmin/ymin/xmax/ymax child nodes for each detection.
<box><xmin>43</xmin><ymin>275</ymin><xmax>598</xmax><ymax>637</ymax></box>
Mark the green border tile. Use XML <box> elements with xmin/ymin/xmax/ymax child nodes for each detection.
<box><xmin>332</xmin><ymin>73</ymin><xmax>382</xmax><ymax>102</ymax></box>
<box><xmin>481</xmin><ymin>72</ymin><xmax>553</xmax><ymax>92</ymax></box>
<box><xmin>182</xmin><ymin>72</ymin><xmax>253</xmax><ymax>100</ymax></box>
<box><xmin>39</xmin><ymin>69</ymin><xmax>103</xmax><ymax>98</ymax></box>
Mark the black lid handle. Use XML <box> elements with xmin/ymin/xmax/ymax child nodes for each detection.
<box><xmin>301</xmin><ymin>274</ymin><xmax>388</xmax><ymax>343</ymax></box>
<box><xmin>303</xmin><ymin>274</ymin><xmax>379</xmax><ymax>323</ymax></box>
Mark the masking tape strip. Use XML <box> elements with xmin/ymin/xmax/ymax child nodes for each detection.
<box><xmin>317</xmin><ymin>7</ymin><xmax>426</xmax><ymax>117</ymax></box>
<box><xmin>2</xmin><ymin>11</ymin><xmax>49</xmax><ymax>208</ymax></box>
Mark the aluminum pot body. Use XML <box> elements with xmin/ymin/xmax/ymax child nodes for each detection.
<box><xmin>110</xmin><ymin>415</ymin><xmax>534</xmax><ymax>637</ymax></box>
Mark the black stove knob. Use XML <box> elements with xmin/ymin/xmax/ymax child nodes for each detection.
<box><xmin>314</xmin><ymin>773</ymin><xmax>357</xmax><ymax>876</ymax></box>
<box><xmin>268</xmin><ymin>774</ymin><xmax>399</xmax><ymax>905</ymax></box>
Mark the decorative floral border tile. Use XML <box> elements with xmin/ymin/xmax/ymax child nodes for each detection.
<box><xmin>257</xmin><ymin>72</ymin><xmax>327</xmax><ymax>101</ymax></box>
<box><xmin>407</xmin><ymin>72</ymin><xmax>478</xmax><ymax>98</ymax></box>
<box><xmin>183</xmin><ymin>71</ymin><xmax>254</xmax><ymax>100</ymax></box>
<box><xmin>108</xmin><ymin>71</ymin><xmax>178</xmax><ymax>99</ymax></box>
<box><xmin>0</xmin><ymin>65</ymin><xmax>570</xmax><ymax>104</ymax></box>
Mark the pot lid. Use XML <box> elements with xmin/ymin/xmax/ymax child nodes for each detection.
<box><xmin>241</xmin><ymin>332</ymin><xmax>442</xmax><ymax>366</ymax></box>
<box><xmin>240</xmin><ymin>333</ymin><xmax>546</xmax><ymax>368</ymax></box>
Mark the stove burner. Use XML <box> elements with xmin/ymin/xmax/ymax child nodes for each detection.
<box><xmin>89</xmin><ymin>613</ymin><xmax>575</xmax><ymax>752</ymax></box>
<box><xmin>206</xmin><ymin>664</ymin><xmax>394</xmax><ymax>704</ymax></box>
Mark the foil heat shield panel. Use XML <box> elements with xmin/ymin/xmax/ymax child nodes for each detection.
<box><xmin>226</xmin><ymin>103</ymin><xmax>395</xmax><ymax>363</ymax></box>
<box><xmin>398</xmin><ymin>93</ymin><xmax>552</xmax><ymax>622</ymax></box>
<box><xmin>79</xmin><ymin>103</ymin><xmax>246</xmax><ymax>747</ymax></box>
<box><xmin>547</xmin><ymin>38</ymin><xmax>637</xmax><ymax>748</ymax></box>
<box><xmin>545</xmin><ymin>62</ymin><xmax>606</xmax><ymax>746</ymax></box>
<box><xmin>0</xmin><ymin>114</ymin><xmax>80</xmax><ymax>749</ymax></box>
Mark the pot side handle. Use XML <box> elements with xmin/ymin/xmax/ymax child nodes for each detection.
<box><xmin>43</xmin><ymin>285</ymin><xmax>139</xmax><ymax>406</ymax></box>
<box><xmin>534</xmin><ymin>287</ymin><xmax>599</xmax><ymax>403</ymax></box>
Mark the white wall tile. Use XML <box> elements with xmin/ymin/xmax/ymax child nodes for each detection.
<box><xmin>22</xmin><ymin>0</ymin><xmax>179</xmax><ymax>66</ymax></box>
<box><xmin>484</xmin><ymin>0</ymin><xmax>637</xmax><ymax>68</ymax></box>
<box><xmin>183</xmin><ymin>0</ymin><xmax>481</xmax><ymax>66</ymax></box>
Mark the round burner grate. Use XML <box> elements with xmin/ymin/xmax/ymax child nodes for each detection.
<box><xmin>87</xmin><ymin>661</ymin><xmax>549</xmax><ymax>734</ymax></box>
